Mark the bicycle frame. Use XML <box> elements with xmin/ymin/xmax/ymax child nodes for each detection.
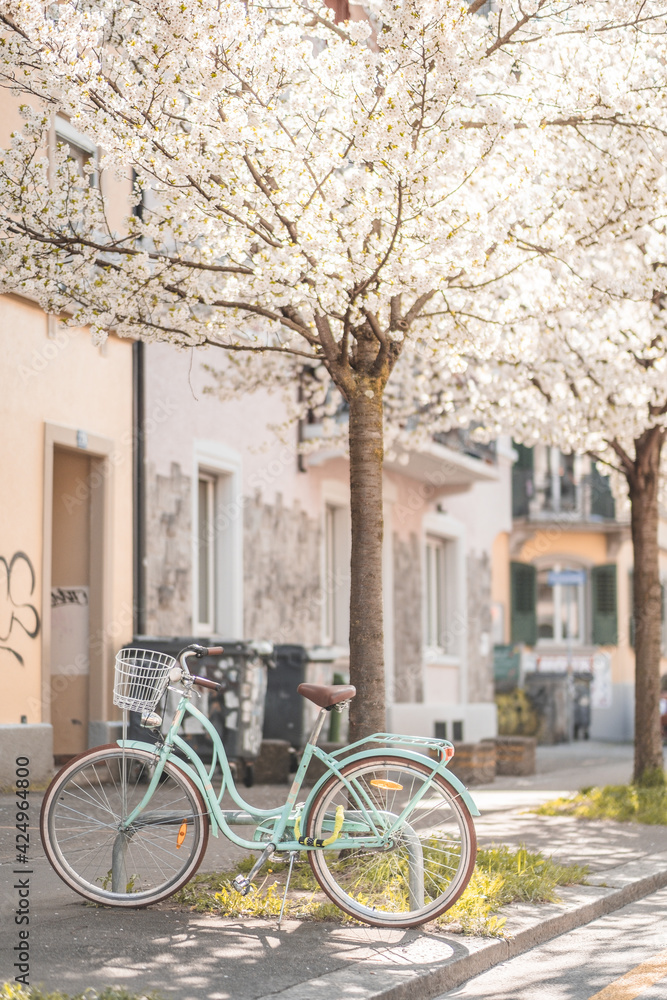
<box><xmin>118</xmin><ymin>683</ymin><xmax>479</xmax><ymax>856</ymax></box>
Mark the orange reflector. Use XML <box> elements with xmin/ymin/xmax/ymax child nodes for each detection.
<box><xmin>445</xmin><ymin>747</ymin><xmax>455</xmax><ymax>760</ymax></box>
<box><xmin>370</xmin><ymin>779</ymin><xmax>403</xmax><ymax>790</ymax></box>
<box><xmin>176</xmin><ymin>820</ymin><xmax>188</xmax><ymax>848</ymax></box>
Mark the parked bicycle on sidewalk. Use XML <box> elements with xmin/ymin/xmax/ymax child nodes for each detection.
<box><xmin>40</xmin><ymin>643</ymin><xmax>479</xmax><ymax>928</ymax></box>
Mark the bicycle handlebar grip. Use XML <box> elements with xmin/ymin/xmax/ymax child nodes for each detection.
<box><xmin>206</xmin><ymin>646</ymin><xmax>224</xmax><ymax>656</ymax></box>
<box><xmin>192</xmin><ymin>675</ymin><xmax>223</xmax><ymax>693</ymax></box>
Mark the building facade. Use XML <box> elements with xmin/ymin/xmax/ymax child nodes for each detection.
<box><xmin>499</xmin><ymin>443</ymin><xmax>667</xmax><ymax>741</ymax></box>
<box><xmin>0</xmin><ymin>105</ymin><xmax>135</xmax><ymax>782</ymax></box>
<box><xmin>0</xmin><ymin>298</ymin><xmax>134</xmax><ymax>781</ymax></box>
<box><xmin>138</xmin><ymin>343</ymin><xmax>510</xmax><ymax>743</ymax></box>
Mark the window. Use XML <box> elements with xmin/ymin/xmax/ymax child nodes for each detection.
<box><xmin>536</xmin><ymin>564</ymin><xmax>585</xmax><ymax>644</ymax></box>
<box><xmin>323</xmin><ymin>503</ymin><xmax>350</xmax><ymax>647</ymax></box>
<box><xmin>197</xmin><ymin>474</ymin><xmax>215</xmax><ymax>632</ymax></box>
<box><xmin>425</xmin><ymin>536</ymin><xmax>450</xmax><ymax>652</ymax></box>
<box><xmin>54</xmin><ymin>116</ymin><xmax>98</xmax><ymax>187</ymax></box>
<box><xmin>193</xmin><ymin>444</ymin><xmax>243</xmax><ymax>638</ymax></box>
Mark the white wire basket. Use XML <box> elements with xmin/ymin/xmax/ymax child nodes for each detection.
<box><xmin>113</xmin><ymin>648</ymin><xmax>177</xmax><ymax>712</ymax></box>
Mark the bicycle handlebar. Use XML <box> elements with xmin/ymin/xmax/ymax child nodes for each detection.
<box><xmin>178</xmin><ymin>643</ymin><xmax>224</xmax><ymax>667</ymax></box>
<box><xmin>174</xmin><ymin>644</ymin><xmax>225</xmax><ymax>690</ymax></box>
<box><xmin>191</xmin><ymin>675</ymin><xmax>223</xmax><ymax>693</ymax></box>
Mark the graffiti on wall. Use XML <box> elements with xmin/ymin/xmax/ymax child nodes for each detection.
<box><xmin>0</xmin><ymin>552</ymin><xmax>41</xmax><ymax>666</ymax></box>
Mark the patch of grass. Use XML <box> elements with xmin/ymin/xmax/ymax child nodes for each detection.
<box><xmin>173</xmin><ymin>844</ymin><xmax>588</xmax><ymax>936</ymax></box>
<box><xmin>437</xmin><ymin>845</ymin><xmax>590</xmax><ymax>937</ymax></box>
<box><xmin>0</xmin><ymin>780</ymin><xmax>52</xmax><ymax>794</ymax></box>
<box><xmin>173</xmin><ymin>854</ymin><xmax>360</xmax><ymax>922</ymax></box>
<box><xmin>535</xmin><ymin>782</ymin><xmax>667</xmax><ymax>825</ymax></box>
<box><xmin>1</xmin><ymin>988</ymin><xmax>163</xmax><ymax>1000</ymax></box>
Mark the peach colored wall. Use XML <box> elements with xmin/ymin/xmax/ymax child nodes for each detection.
<box><xmin>0</xmin><ymin>295</ymin><xmax>134</xmax><ymax>724</ymax></box>
<box><xmin>491</xmin><ymin>531</ymin><xmax>510</xmax><ymax>643</ymax></box>
<box><xmin>518</xmin><ymin>530</ymin><xmax>609</xmax><ymax>565</ymax></box>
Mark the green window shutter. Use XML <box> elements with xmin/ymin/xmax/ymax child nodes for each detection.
<box><xmin>513</xmin><ymin>443</ymin><xmax>534</xmax><ymax>471</ymax></box>
<box><xmin>629</xmin><ymin>569</ymin><xmax>634</xmax><ymax>648</ymax></box>
<box><xmin>510</xmin><ymin>562</ymin><xmax>537</xmax><ymax>645</ymax></box>
<box><xmin>592</xmin><ymin>564</ymin><xmax>618</xmax><ymax>646</ymax></box>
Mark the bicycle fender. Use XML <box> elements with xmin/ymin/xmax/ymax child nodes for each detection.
<box><xmin>116</xmin><ymin>739</ymin><xmax>221</xmax><ymax>837</ymax></box>
<box><xmin>302</xmin><ymin>747</ymin><xmax>480</xmax><ymax>819</ymax></box>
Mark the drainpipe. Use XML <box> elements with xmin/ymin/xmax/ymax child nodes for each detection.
<box><xmin>132</xmin><ymin>340</ymin><xmax>146</xmax><ymax>635</ymax></box>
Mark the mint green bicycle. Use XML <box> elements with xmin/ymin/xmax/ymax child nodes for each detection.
<box><xmin>40</xmin><ymin>643</ymin><xmax>479</xmax><ymax>928</ymax></box>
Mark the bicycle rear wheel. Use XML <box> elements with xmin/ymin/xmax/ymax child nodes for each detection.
<box><xmin>306</xmin><ymin>755</ymin><xmax>476</xmax><ymax>927</ymax></box>
<box><xmin>40</xmin><ymin>745</ymin><xmax>209</xmax><ymax>907</ymax></box>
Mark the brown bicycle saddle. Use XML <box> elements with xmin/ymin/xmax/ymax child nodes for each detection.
<box><xmin>297</xmin><ymin>683</ymin><xmax>356</xmax><ymax>709</ymax></box>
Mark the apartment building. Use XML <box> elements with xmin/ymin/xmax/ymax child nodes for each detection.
<box><xmin>137</xmin><ymin>343</ymin><xmax>510</xmax><ymax>743</ymax></box>
<box><xmin>0</xmin><ymin>110</ymin><xmax>134</xmax><ymax>782</ymax></box>
<box><xmin>497</xmin><ymin>443</ymin><xmax>667</xmax><ymax>740</ymax></box>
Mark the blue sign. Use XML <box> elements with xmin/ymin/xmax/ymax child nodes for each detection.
<box><xmin>547</xmin><ymin>569</ymin><xmax>586</xmax><ymax>586</ymax></box>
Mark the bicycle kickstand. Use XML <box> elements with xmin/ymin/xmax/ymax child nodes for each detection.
<box><xmin>278</xmin><ymin>851</ymin><xmax>299</xmax><ymax>931</ymax></box>
<box><xmin>232</xmin><ymin>841</ymin><xmax>276</xmax><ymax>896</ymax></box>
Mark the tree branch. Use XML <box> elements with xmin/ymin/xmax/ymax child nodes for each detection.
<box><xmin>607</xmin><ymin>438</ymin><xmax>636</xmax><ymax>480</ymax></box>
<box><xmin>203</xmin><ymin>338</ymin><xmax>319</xmax><ymax>360</ymax></box>
<box><xmin>350</xmin><ymin>181</ymin><xmax>403</xmax><ymax>301</ymax></box>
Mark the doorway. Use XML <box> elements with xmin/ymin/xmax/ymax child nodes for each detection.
<box><xmin>50</xmin><ymin>447</ymin><xmax>94</xmax><ymax>760</ymax></box>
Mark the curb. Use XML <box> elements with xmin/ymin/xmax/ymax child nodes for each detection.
<box><xmin>260</xmin><ymin>853</ymin><xmax>667</xmax><ymax>1000</ymax></box>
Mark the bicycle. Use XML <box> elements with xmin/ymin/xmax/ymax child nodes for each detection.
<box><xmin>40</xmin><ymin>643</ymin><xmax>479</xmax><ymax>928</ymax></box>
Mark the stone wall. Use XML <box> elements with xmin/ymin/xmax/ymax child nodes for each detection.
<box><xmin>392</xmin><ymin>532</ymin><xmax>423</xmax><ymax>702</ymax></box>
<box><xmin>243</xmin><ymin>493</ymin><xmax>322</xmax><ymax>645</ymax></box>
<box><xmin>466</xmin><ymin>551</ymin><xmax>494</xmax><ymax>703</ymax></box>
<box><xmin>144</xmin><ymin>462</ymin><xmax>193</xmax><ymax>636</ymax></box>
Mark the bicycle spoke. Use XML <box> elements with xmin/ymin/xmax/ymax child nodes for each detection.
<box><xmin>43</xmin><ymin>748</ymin><xmax>208</xmax><ymax>905</ymax></box>
<box><xmin>307</xmin><ymin>756</ymin><xmax>476</xmax><ymax>927</ymax></box>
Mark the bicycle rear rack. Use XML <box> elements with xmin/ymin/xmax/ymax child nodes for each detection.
<box><xmin>328</xmin><ymin>733</ymin><xmax>455</xmax><ymax>762</ymax></box>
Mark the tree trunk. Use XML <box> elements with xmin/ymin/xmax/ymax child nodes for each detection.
<box><xmin>347</xmin><ymin>383</ymin><xmax>386</xmax><ymax>743</ymax></box>
<box><xmin>628</xmin><ymin>427</ymin><xmax>665</xmax><ymax>785</ymax></box>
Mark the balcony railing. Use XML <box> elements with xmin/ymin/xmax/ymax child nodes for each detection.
<box><xmin>513</xmin><ymin>470</ymin><xmax>616</xmax><ymax>521</ymax></box>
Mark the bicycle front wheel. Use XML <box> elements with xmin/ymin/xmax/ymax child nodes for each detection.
<box><xmin>306</xmin><ymin>755</ymin><xmax>476</xmax><ymax>928</ymax></box>
<box><xmin>40</xmin><ymin>745</ymin><xmax>209</xmax><ymax>907</ymax></box>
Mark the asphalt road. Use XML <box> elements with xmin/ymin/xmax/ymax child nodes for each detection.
<box><xmin>436</xmin><ymin>885</ymin><xmax>667</xmax><ymax>1000</ymax></box>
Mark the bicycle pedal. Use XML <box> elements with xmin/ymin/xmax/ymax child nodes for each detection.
<box><xmin>232</xmin><ymin>875</ymin><xmax>252</xmax><ymax>896</ymax></box>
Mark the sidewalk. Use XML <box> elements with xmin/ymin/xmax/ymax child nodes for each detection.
<box><xmin>2</xmin><ymin>742</ymin><xmax>666</xmax><ymax>1000</ymax></box>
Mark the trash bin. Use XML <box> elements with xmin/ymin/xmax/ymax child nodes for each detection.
<box><xmin>524</xmin><ymin>672</ymin><xmax>571</xmax><ymax>744</ymax></box>
<box><xmin>572</xmin><ymin>671</ymin><xmax>592</xmax><ymax>740</ymax></box>
<box><xmin>524</xmin><ymin>670</ymin><xmax>593</xmax><ymax>743</ymax></box>
<box><xmin>120</xmin><ymin>636</ymin><xmax>273</xmax><ymax>785</ymax></box>
<box><xmin>493</xmin><ymin>644</ymin><xmax>522</xmax><ymax>694</ymax></box>
<box><xmin>263</xmin><ymin>645</ymin><xmax>347</xmax><ymax>748</ymax></box>
<box><xmin>263</xmin><ymin>644</ymin><xmax>310</xmax><ymax>747</ymax></box>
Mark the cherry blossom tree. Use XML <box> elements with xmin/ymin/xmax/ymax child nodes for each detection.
<box><xmin>0</xmin><ymin>0</ymin><xmax>664</xmax><ymax>740</ymax></box>
<box><xmin>449</xmin><ymin>74</ymin><xmax>667</xmax><ymax>781</ymax></box>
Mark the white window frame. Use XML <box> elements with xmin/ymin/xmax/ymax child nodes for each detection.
<box><xmin>425</xmin><ymin>535</ymin><xmax>450</xmax><ymax>652</ymax></box>
<box><xmin>321</xmin><ymin>480</ymin><xmax>351</xmax><ymax>651</ymax></box>
<box><xmin>535</xmin><ymin>560</ymin><xmax>587</xmax><ymax>646</ymax></box>
<box><xmin>422</xmin><ymin>512</ymin><xmax>467</xmax><ymax>700</ymax></box>
<box><xmin>196</xmin><ymin>473</ymin><xmax>216</xmax><ymax>633</ymax></box>
<box><xmin>54</xmin><ymin>115</ymin><xmax>99</xmax><ymax>187</ymax></box>
<box><xmin>192</xmin><ymin>442</ymin><xmax>243</xmax><ymax>637</ymax></box>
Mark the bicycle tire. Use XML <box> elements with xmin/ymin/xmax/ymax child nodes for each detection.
<box><xmin>40</xmin><ymin>744</ymin><xmax>209</xmax><ymax>907</ymax></box>
<box><xmin>306</xmin><ymin>755</ymin><xmax>476</xmax><ymax>928</ymax></box>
